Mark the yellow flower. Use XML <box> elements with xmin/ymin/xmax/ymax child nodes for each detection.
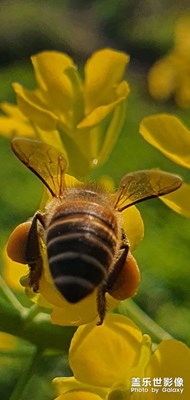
<box><xmin>0</xmin><ymin>49</ymin><xmax>129</xmax><ymax>177</ymax></box>
<box><xmin>53</xmin><ymin>314</ymin><xmax>190</xmax><ymax>400</ymax></box>
<box><xmin>6</xmin><ymin>174</ymin><xmax>143</xmax><ymax>326</ymax></box>
<box><xmin>148</xmin><ymin>16</ymin><xmax>190</xmax><ymax>108</ymax></box>
<box><xmin>140</xmin><ymin>113</ymin><xmax>190</xmax><ymax>218</ymax></box>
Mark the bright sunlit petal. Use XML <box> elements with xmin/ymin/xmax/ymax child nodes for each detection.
<box><xmin>13</xmin><ymin>83</ymin><xmax>57</xmax><ymax>130</ymax></box>
<box><xmin>84</xmin><ymin>48</ymin><xmax>129</xmax><ymax>113</ymax></box>
<box><xmin>161</xmin><ymin>182</ymin><xmax>190</xmax><ymax>218</ymax></box>
<box><xmin>31</xmin><ymin>51</ymin><xmax>75</xmax><ymax>120</ymax></box>
<box><xmin>146</xmin><ymin>340</ymin><xmax>190</xmax><ymax>399</ymax></box>
<box><xmin>122</xmin><ymin>206</ymin><xmax>144</xmax><ymax>251</ymax></box>
<box><xmin>69</xmin><ymin>314</ymin><xmax>142</xmax><ymax>387</ymax></box>
<box><xmin>140</xmin><ymin>114</ymin><xmax>190</xmax><ymax>168</ymax></box>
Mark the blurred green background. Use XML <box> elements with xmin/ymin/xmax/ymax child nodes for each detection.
<box><xmin>0</xmin><ymin>0</ymin><xmax>190</xmax><ymax>399</ymax></box>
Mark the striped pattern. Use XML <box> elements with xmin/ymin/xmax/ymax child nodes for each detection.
<box><xmin>46</xmin><ymin>198</ymin><xmax>118</xmax><ymax>303</ymax></box>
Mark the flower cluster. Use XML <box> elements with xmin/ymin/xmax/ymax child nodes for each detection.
<box><xmin>148</xmin><ymin>16</ymin><xmax>190</xmax><ymax>108</ymax></box>
<box><xmin>53</xmin><ymin>314</ymin><xmax>190</xmax><ymax>400</ymax></box>
<box><xmin>0</xmin><ymin>48</ymin><xmax>130</xmax><ymax>177</ymax></box>
<box><xmin>3</xmin><ymin>48</ymin><xmax>145</xmax><ymax>326</ymax></box>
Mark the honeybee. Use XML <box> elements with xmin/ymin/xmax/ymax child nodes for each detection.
<box><xmin>8</xmin><ymin>138</ymin><xmax>182</xmax><ymax>324</ymax></box>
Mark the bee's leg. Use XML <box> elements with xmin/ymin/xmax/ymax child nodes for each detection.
<box><xmin>96</xmin><ymin>231</ymin><xmax>129</xmax><ymax>325</ymax></box>
<box><xmin>26</xmin><ymin>212</ymin><xmax>45</xmax><ymax>292</ymax></box>
<box><xmin>106</xmin><ymin>232</ymin><xmax>129</xmax><ymax>292</ymax></box>
<box><xmin>96</xmin><ymin>282</ymin><xmax>107</xmax><ymax>326</ymax></box>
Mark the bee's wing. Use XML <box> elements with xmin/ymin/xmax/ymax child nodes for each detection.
<box><xmin>11</xmin><ymin>138</ymin><xmax>67</xmax><ymax>197</ymax></box>
<box><xmin>113</xmin><ymin>169</ymin><xmax>182</xmax><ymax>211</ymax></box>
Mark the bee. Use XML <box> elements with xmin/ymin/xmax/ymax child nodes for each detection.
<box><xmin>8</xmin><ymin>138</ymin><xmax>182</xmax><ymax>324</ymax></box>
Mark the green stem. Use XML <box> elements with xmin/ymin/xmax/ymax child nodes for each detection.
<box><xmin>0</xmin><ymin>274</ymin><xmax>25</xmax><ymax>314</ymax></box>
<box><xmin>23</xmin><ymin>304</ymin><xmax>41</xmax><ymax>323</ymax></box>
<box><xmin>119</xmin><ymin>298</ymin><xmax>173</xmax><ymax>342</ymax></box>
<box><xmin>9</xmin><ymin>347</ymin><xmax>42</xmax><ymax>400</ymax></box>
<box><xmin>0</xmin><ymin>301</ymin><xmax>75</xmax><ymax>351</ymax></box>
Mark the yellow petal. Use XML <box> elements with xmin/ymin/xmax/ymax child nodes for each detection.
<box><xmin>38</xmin><ymin>124</ymin><xmax>90</xmax><ymax>179</ymax></box>
<box><xmin>64</xmin><ymin>66</ymin><xmax>84</xmax><ymax>126</ymax></box>
<box><xmin>54</xmin><ymin>392</ymin><xmax>103</xmax><ymax>400</ymax></box>
<box><xmin>2</xmin><ymin>248</ymin><xmax>27</xmax><ymax>291</ymax></box>
<box><xmin>122</xmin><ymin>206</ymin><xmax>144</xmax><ymax>251</ymax></box>
<box><xmin>148</xmin><ymin>54</ymin><xmax>180</xmax><ymax>101</ymax></box>
<box><xmin>64</xmin><ymin>173</ymin><xmax>83</xmax><ymax>187</ymax></box>
<box><xmin>77</xmin><ymin>97</ymin><xmax>125</xmax><ymax>130</ymax></box>
<box><xmin>31</xmin><ymin>51</ymin><xmax>74</xmax><ymax>117</ymax></box>
<box><xmin>69</xmin><ymin>314</ymin><xmax>142</xmax><ymax>387</ymax></box>
<box><xmin>77</xmin><ymin>82</ymin><xmax>128</xmax><ymax>168</ymax></box>
<box><xmin>146</xmin><ymin>339</ymin><xmax>190</xmax><ymax>399</ymax></box>
<box><xmin>175</xmin><ymin>15</ymin><xmax>190</xmax><ymax>54</ymax></box>
<box><xmin>36</xmin><ymin>127</ymin><xmax>71</xmax><ymax>172</ymax></box>
<box><xmin>97</xmin><ymin>176</ymin><xmax>115</xmax><ymax>193</ymax></box>
<box><xmin>161</xmin><ymin>182</ymin><xmax>190</xmax><ymax>218</ymax></box>
<box><xmin>96</xmin><ymin>91</ymin><xmax>127</xmax><ymax>167</ymax></box>
<box><xmin>140</xmin><ymin>114</ymin><xmax>190</xmax><ymax>169</ymax></box>
<box><xmin>50</xmin><ymin>293</ymin><xmax>99</xmax><ymax>326</ymax></box>
<box><xmin>13</xmin><ymin>83</ymin><xmax>57</xmax><ymax>131</ymax></box>
<box><xmin>53</xmin><ymin>377</ymin><xmax>83</xmax><ymax>395</ymax></box>
<box><xmin>1</xmin><ymin>102</ymin><xmax>34</xmax><ymax>127</ymax></box>
<box><xmin>175</xmin><ymin>77</ymin><xmax>190</xmax><ymax>108</ymax></box>
<box><xmin>0</xmin><ymin>115</ymin><xmax>34</xmax><ymax>138</ymax></box>
<box><xmin>84</xmin><ymin>48</ymin><xmax>129</xmax><ymax>113</ymax></box>
<box><xmin>0</xmin><ymin>332</ymin><xmax>17</xmax><ymax>350</ymax></box>
<box><xmin>50</xmin><ymin>292</ymin><xmax>117</xmax><ymax>327</ymax></box>
<box><xmin>0</xmin><ymin>103</ymin><xmax>35</xmax><ymax>138</ymax></box>
<box><xmin>53</xmin><ymin>377</ymin><xmax>106</xmax><ymax>399</ymax></box>
<box><xmin>1</xmin><ymin>102</ymin><xmax>25</xmax><ymax>118</ymax></box>
<box><xmin>74</xmin><ymin>124</ymin><xmax>100</xmax><ymax>167</ymax></box>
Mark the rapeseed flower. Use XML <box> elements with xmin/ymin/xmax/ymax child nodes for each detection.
<box><xmin>53</xmin><ymin>313</ymin><xmax>190</xmax><ymax>399</ymax></box>
<box><xmin>148</xmin><ymin>16</ymin><xmax>190</xmax><ymax>108</ymax></box>
<box><xmin>140</xmin><ymin>114</ymin><xmax>190</xmax><ymax>218</ymax></box>
<box><xmin>0</xmin><ymin>48</ymin><xmax>130</xmax><ymax>177</ymax></box>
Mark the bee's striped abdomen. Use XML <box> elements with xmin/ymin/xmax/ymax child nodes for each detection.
<box><xmin>46</xmin><ymin>199</ymin><xmax>119</xmax><ymax>303</ymax></box>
